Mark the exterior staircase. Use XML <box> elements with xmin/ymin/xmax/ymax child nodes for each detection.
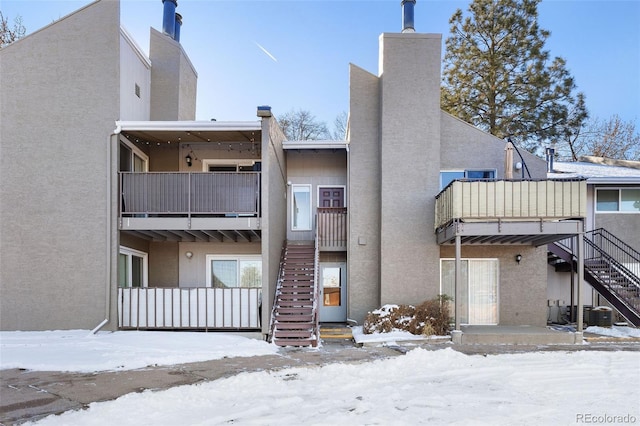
<box><xmin>269</xmin><ymin>242</ymin><xmax>319</xmax><ymax>347</ymax></box>
<box><xmin>548</xmin><ymin>228</ymin><xmax>640</xmax><ymax>326</ymax></box>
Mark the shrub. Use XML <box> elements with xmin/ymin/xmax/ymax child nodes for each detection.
<box><xmin>363</xmin><ymin>296</ymin><xmax>451</xmax><ymax>336</ymax></box>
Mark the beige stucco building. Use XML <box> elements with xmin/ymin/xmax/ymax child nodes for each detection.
<box><xmin>2</xmin><ymin>0</ymin><xmax>637</xmax><ymax>343</ymax></box>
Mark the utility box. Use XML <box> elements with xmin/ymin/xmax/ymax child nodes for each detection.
<box><xmin>589</xmin><ymin>306</ymin><xmax>613</xmax><ymax>327</ymax></box>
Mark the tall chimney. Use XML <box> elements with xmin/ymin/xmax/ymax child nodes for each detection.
<box><xmin>162</xmin><ymin>0</ymin><xmax>177</xmax><ymax>38</ymax></box>
<box><xmin>174</xmin><ymin>13</ymin><xmax>182</xmax><ymax>42</ymax></box>
<box><xmin>402</xmin><ymin>0</ymin><xmax>416</xmax><ymax>33</ymax></box>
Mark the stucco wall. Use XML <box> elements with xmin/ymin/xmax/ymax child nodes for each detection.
<box><xmin>149</xmin><ymin>144</ymin><xmax>180</xmax><ymax>171</ymax></box>
<box><xmin>440</xmin><ymin>112</ymin><xmax>547</xmax><ymax>180</ymax></box>
<box><xmin>261</xmin><ymin>115</ymin><xmax>288</xmax><ymax>333</ymax></box>
<box><xmin>149</xmin><ymin>28</ymin><xmax>197</xmax><ymax>121</ymax></box>
<box><xmin>595</xmin><ymin>212</ymin><xmax>640</xmax><ymax>252</ymax></box>
<box><xmin>177</xmin><ymin>242</ymin><xmax>260</xmax><ymax>287</ymax></box>
<box><xmin>378</xmin><ymin>33</ymin><xmax>442</xmax><ymax>309</ymax></box>
<box><xmin>0</xmin><ymin>0</ymin><xmax>120</xmax><ymax>330</ymax></box>
<box><xmin>120</xmin><ymin>29</ymin><xmax>151</xmax><ymax>121</ymax></box>
<box><xmin>441</xmin><ymin>245</ymin><xmax>548</xmax><ymax>326</ymax></box>
<box><xmin>347</xmin><ymin>64</ymin><xmax>382</xmax><ymax>324</ymax></box>
<box><xmin>120</xmin><ymin>233</ymin><xmax>150</xmax><ymax>253</ymax></box>
<box><xmin>149</xmin><ymin>241</ymin><xmax>179</xmax><ymax>287</ymax></box>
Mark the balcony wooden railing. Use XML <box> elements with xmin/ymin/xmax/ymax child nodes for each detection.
<box><xmin>317</xmin><ymin>207</ymin><xmax>347</xmax><ymax>250</ymax></box>
<box><xmin>118</xmin><ymin>287</ymin><xmax>261</xmax><ymax>329</ymax></box>
<box><xmin>435</xmin><ymin>179</ymin><xmax>586</xmax><ymax>230</ymax></box>
<box><xmin>120</xmin><ymin>172</ymin><xmax>260</xmax><ymax>217</ymax></box>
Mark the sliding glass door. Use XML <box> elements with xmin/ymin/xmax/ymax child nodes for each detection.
<box><xmin>441</xmin><ymin>259</ymin><xmax>498</xmax><ymax>325</ymax></box>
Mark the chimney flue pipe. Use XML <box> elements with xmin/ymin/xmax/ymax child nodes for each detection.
<box><xmin>162</xmin><ymin>0</ymin><xmax>177</xmax><ymax>38</ymax></box>
<box><xmin>174</xmin><ymin>13</ymin><xmax>182</xmax><ymax>42</ymax></box>
<box><xmin>402</xmin><ymin>0</ymin><xmax>416</xmax><ymax>33</ymax></box>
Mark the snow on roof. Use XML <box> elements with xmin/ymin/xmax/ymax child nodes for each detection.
<box><xmin>549</xmin><ymin>160</ymin><xmax>640</xmax><ymax>184</ymax></box>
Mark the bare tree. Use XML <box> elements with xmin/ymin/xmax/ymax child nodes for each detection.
<box><xmin>557</xmin><ymin>115</ymin><xmax>640</xmax><ymax>161</ymax></box>
<box><xmin>584</xmin><ymin>116</ymin><xmax>640</xmax><ymax>160</ymax></box>
<box><xmin>277</xmin><ymin>109</ymin><xmax>329</xmax><ymax>141</ymax></box>
<box><xmin>331</xmin><ymin>111</ymin><xmax>348</xmax><ymax>140</ymax></box>
<box><xmin>1</xmin><ymin>11</ymin><xmax>26</xmax><ymax>48</ymax></box>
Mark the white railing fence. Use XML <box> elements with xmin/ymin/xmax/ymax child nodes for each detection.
<box><xmin>118</xmin><ymin>287</ymin><xmax>261</xmax><ymax>329</ymax></box>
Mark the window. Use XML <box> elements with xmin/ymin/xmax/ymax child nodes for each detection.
<box><xmin>118</xmin><ymin>247</ymin><xmax>148</xmax><ymax>288</ymax></box>
<box><xmin>206</xmin><ymin>256</ymin><xmax>262</xmax><ymax>288</ymax></box>
<box><xmin>596</xmin><ymin>188</ymin><xmax>640</xmax><ymax>213</ymax></box>
<box><xmin>134</xmin><ymin>83</ymin><xmax>141</xmax><ymax>98</ymax></box>
<box><xmin>202</xmin><ymin>159</ymin><xmax>259</xmax><ymax>172</ymax></box>
<box><xmin>440</xmin><ymin>259</ymin><xmax>499</xmax><ymax>325</ymax></box>
<box><xmin>292</xmin><ymin>185</ymin><xmax>312</xmax><ymax>230</ymax></box>
<box><xmin>440</xmin><ymin>169</ymin><xmax>496</xmax><ymax>189</ymax></box>
<box><xmin>119</xmin><ymin>139</ymin><xmax>148</xmax><ymax>172</ymax></box>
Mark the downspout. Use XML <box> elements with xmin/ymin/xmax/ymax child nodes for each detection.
<box><xmin>91</xmin><ymin>127</ymin><xmax>120</xmax><ymax>335</ymax></box>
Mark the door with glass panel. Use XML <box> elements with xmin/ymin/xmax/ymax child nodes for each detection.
<box><xmin>118</xmin><ymin>247</ymin><xmax>147</xmax><ymax>288</ymax></box>
<box><xmin>440</xmin><ymin>259</ymin><xmax>498</xmax><ymax>325</ymax></box>
<box><xmin>319</xmin><ymin>263</ymin><xmax>347</xmax><ymax>322</ymax></box>
<box><xmin>291</xmin><ymin>185</ymin><xmax>312</xmax><ymax>231</ymax></box>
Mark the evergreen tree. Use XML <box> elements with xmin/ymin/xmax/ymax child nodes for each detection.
<box><xmin>441</xmin><ymin>0</ymin><xmax>587</xmax><ymax>152</ymax></box>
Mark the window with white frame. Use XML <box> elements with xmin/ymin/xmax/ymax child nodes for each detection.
<box><xmin>292</xmin><ymin>184</ymin><xmax>312</xmax><ymax>230</ymax></box>
<box><xmin>202</xmin><ymin>159</ymin><xmax>259</xmax><ymax>172</ymax></box>
<box><xmin>596</xmin><ymin>188</ymin><xmax>640</xmax><ymax>212</ymax></box>
<box><xmin>118</xmin><ymin>247</ymin><xmax>148</xmax><ymax>288</ymax></box>
<box><xmin>206</xmin><ymin>255</ymin><xmax>262</xmax><ymax>288</ymax></box>
<box><xmin>440</xmin><ymin>258</ymin><xmax>499</xmax><ymax>325</ymax></box>
<box><xmin>119</xmin><ymin>139</ymin><xmax>148</xmax><ymax>172</ymax></box>
<box><xmin>440</xmin><ymin>169</ymin><xmax>496</xmax><ymax>190</ymax></box>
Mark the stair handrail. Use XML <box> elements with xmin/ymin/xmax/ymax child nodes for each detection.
<box><xmin>312</xmin><ymin>215</ymin><xmax>321</xmax><ymax>347</ymax></box>
<box><xmin>267</xmin><ymin>243</ymin><xmax>287</xmax><ymax>343</ymax></box>
<box><xmin>584</xmin><ymin>239</ymin><xmax>640</xmax><ymax>289</ymax></box>
<box><xmin>550</xmin><ymin>230</ymin><xmax>640</xmax><ymax>325</ymax></box>
<box><xmin>553</xmin><ymin>230</ymin><xmax>639</xmax><ymax>288</ymax></box>
<box><xmin>587</xmin><ymin>228</ymin><xmax>640</xmax><ymax>268</ymax></box>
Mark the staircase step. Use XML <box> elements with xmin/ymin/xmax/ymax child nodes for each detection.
<box><xmin>281</xmin><ymin>283</ymin><xmax>314</xmax><ymax>289</ymax></box>
<box><xmin>277</xmin><ymin>307</ymin><xmax>313</xmax><ymax>315</ymax></box>
<box><xmin>276</xmin><ymin>314</ymin><xmax>313</xmax><ymax>322</ymax></box>
<box><xmin>279</xmin><ymin>289</ymin><xmax>313</xmax><ymax>295</ymax></box>
<box><xmin>273</xmin><ymin>322</ymin><xmax>314</xmax><ymax>330</ymax></box>
<box><xmin>276</xmin><ymin>298</ymin><xmax>313</xmax><ymax>308</ymax></box>
<box><xmin>274</xmin><ymin>330</ymin><xmax>313</xmax><ymax>338</ymax></box>
<box><xmin>273</xmin><ymin>338</ymin><xmax>315</xmax><ymax>347</ymax></box>
<box><xmin>277</xmin><ymin>294</ymin><xmax>314</xmax><ymax>301</ymax></box>
<box><xmin>282</xmin><ymin>275</ymin><xmax>314</xmax><ymax>280</ymax></box>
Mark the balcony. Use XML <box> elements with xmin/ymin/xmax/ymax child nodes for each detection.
<box><xmin>435</xmin><ymin>179</ymin><xmax>586</xmax><ymax>245</ymax></box>
<box><xmin>317</xmin><ymin>207</ymin><xmax>347</xmax><ymax>251</ymax></box>
<box><xmin>119</xmin><ymin>172</ymin><xmax>261</xmax><ymax>242</ymax></box>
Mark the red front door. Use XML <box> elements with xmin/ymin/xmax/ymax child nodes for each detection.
<box><xmin>319</xmin><ymin>187</ymin><xmax>344</xmax><ymax>208</ymax></box>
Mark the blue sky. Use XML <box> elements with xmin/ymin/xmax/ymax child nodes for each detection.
<box><xmin>3</xmin><ymin>0</ymin><xmax>639</xmax><ymax>132</ymax></box>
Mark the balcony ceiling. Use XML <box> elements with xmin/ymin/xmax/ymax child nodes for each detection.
<box><xmin>117</xmin><ymin>121</ymin><xmax>262</xmax><ymax>145</ymax></box>
<box><xmin>436</xmin><ymin>219</ymin><xmax>584</xmax><ymax>247</ymax></box>
<box><xmin>121</xmin><ymin>229</ymin><xmax>261</xmax><ymax>243</ymax></box>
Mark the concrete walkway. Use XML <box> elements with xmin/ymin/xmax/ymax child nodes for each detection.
<box><xmin>2</xmin><ymin>338</ymin><xmax>639</xmax><ymax>425</ymax></box>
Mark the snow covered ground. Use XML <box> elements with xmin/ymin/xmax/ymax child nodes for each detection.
<box><xmin>1</xmin><ymin>328</ymin><xmax>638</xmax><ymax>425</ymax></box>
<box><xmin>0</xmin><ymin>330</ymin><xmax>278</xmax><ymax>372</ymax></box>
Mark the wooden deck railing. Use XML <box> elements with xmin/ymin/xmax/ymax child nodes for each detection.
<box><xmin>317</xmin><ymin>207</ymin><xmax>347</xmax><ymax>250</ymax></box>
<box><xmin>120</xmin><ymin>172</ymin><xmax>260</xmax><ymax>217</ymax></box>
<box><xmin>435</xmin><ymin>179</ymin><xmax>586</xmax><ymax>230</ymax></box>
<box><xmin>118</xmin><ymin>287</ymin><xmax>261</xmax><ymax>329</ymax></box>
